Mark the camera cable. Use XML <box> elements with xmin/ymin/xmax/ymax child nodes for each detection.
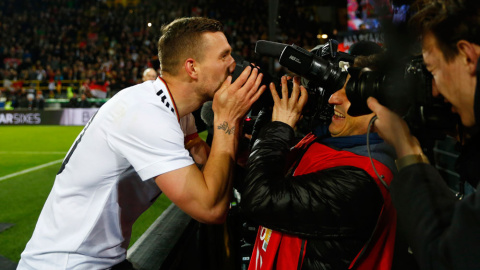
<box><xmin>367</xmin><ymin>115</ymin><xmax>389</xmax><ymax>190</ymax></box>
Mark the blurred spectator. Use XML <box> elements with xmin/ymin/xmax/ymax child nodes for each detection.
<box><xmin>15</xmin><ymin>88</ymin><xmax>28</xmax><ymax>109</ymax></box>
<box><xmin>35</xmin><ymin>90</ymin><xmax>45</xmax><ymax>110</ymax></box>
<box><xmin>78</xmin><ymin>93</ymin><xmax>91</xmax><ymax>108</ymax></box>
<box><xmin>3</xmin><ymin>69</ymin><xmax>14</xmax><ymax>92</ymax></box>
<box><xmin>4</xmin><ymin>96</ymin><xmax>14</xmax><ymax>110</ymax></box>
<box><xmin>142</xmin><ymin>68</ymin><xmax>157</xmax><ymax>81</ymax></box>
<box><xmin>67</xmin><ymin>92</ymin><xmax>79</xmax><ymax>108</ymax></box>
<box><xmin>24</xmin><ymin>93</ymin><xmax>36</xmax><ymax>110</ymax></box>
<box><xmin>79</xmin><ymin>78</ymin><xmax>91</xmax><ymax>95</ymax></box>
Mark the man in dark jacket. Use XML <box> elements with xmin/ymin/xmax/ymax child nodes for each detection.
<box><xmin>367</xmin><ymin>0</ymin><xmax>480</xmax><ymax>269</ymax></box>
<box><xmin>240</xmin><ymin>55</ymin><xmax>413</xmax><ymax>269</ymax></box>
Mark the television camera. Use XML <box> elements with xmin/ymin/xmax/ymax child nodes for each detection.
<box><xmin>232</xmin><ymin>39</ymin><xmax>354</xmax><ymax>133</ymax></box>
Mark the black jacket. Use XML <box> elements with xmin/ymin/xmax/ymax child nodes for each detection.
<box><xmin>240</xmin><ymin>122</ymin><xmax>395</xmax><ymax>270</ymax></box>
<box><xmin>392</xmin><ymin>162</ymin><xmax>480</xmax><ymax>270</ymax></box>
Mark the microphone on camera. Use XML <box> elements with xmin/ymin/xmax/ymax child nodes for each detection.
<box><xmin>255</xmin><ymin>40</ymin><xmax>347</xmax><ymax>91</ymax></box>
<box><xmin>255</xmin><ymin>40</ymin><xmax>288</xmax><ymax>58</ymax></box>
<box><xmin>200</xmin><ymin>101</ymin><xmax>214</xmax><ymax>127</ymax></box>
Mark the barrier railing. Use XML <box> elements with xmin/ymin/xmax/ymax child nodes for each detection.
<box><xmin>127</xmin><ymin>203</ymin><xmax>193</xmax><ymax>270</ymax></box>
<box><xmin>126</xmin><ymin>203</ymin><xmax>244</xmax><ymax>270</ymax></box>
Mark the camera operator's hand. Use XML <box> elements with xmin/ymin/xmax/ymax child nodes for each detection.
<box><xmin>367</xmin><ymin>97</ymin><xmax>423</xmax><ymax>158</ymax></box>
<box><xmin>271</xmin><ymin>76</ymin><xmax>308</xmax><ymax>128</ymax></box>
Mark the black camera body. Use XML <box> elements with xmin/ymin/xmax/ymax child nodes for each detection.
<box><xmin>252</xmin><ymin>39</ymin><xmax>351</xmax><ymax>93</ymax></box>
<box><xmin>346</xmin><ymin>54</ymin><xmax>459</xmax><ymax>139</ymax></box>
<box><xmin>232</xmin><ymin>40</ymin><xmax>354</xmax><ymax>131</ymax></box>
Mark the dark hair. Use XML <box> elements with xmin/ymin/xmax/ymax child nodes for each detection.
<box><xmin>157</xmin><ymin>17</ymin><xmax>223</xmax><ymax>75</ymax></box>
<box><xmin>353</xmin><ymin>53</ymin><xmax>383</xmax><ymax>70</ymax></box>
<box><xmin>349</xmin><ymin>41</ymin><xmax>383</xmax><ymax>57</ymax></box>
<box><xmin>409</xmin><ymin>0</ymin><xmax>480</xmax><ymax>62</ymax></box>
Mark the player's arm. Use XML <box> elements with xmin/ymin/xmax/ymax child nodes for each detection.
<box><xmin>155</xmin><ymin>67</ymin><xmax>265</xmax><ymax>224</ymax></box>
<box><xmin>185</xmin><ymin>133</ymin><xmax>210</xmax><ymax>168</ymax></box>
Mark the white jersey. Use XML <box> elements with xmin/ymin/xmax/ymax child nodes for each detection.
<box><xmin>18</xmin><ymin>78</ymin><xmax>194</xmax><ymax>269</ymax></box>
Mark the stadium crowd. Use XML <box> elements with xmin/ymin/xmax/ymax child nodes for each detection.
<box><xmin>0</xmin><ymin>0</ymin><xmax>334</xmax><ymax>109</ymax></box>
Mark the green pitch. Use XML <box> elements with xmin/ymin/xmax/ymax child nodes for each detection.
<box><xmin>0</xmin><ymin>126</ymin><xmax>173</xmax><ymax>262</ymax></box>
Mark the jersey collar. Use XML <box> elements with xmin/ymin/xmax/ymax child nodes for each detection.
<box><xmin>154</xmin><ymin>77</ymin><xmax>180</xmax><ymax>122</ymax></box>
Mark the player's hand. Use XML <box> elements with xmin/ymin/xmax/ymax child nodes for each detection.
<box><xmin>212</xmin><ymin>66</ymin><xmax>266</xmax><ymax>126</ymax></box>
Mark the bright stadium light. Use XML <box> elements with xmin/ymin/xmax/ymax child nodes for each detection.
<box><xmin>317</xmin><ymin>34</ymin><xmax>329</xmax><ymax>40</ymax></box>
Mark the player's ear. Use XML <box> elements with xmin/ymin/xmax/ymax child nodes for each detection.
<box><xmin>185</xmin><ymin>58</ymin><xmax>198</xmax><ymax>79</ymax></box>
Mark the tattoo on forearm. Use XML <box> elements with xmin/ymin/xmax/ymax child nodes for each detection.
<box><xmin>217</xmin><ymin>121</ymin><xmax>235</xmax><ymax>135</ymax></box>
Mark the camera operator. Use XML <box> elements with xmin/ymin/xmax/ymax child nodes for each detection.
<box><xmin>367</xmin><ymin>0</ymin><xmax>480</xmax><ymax>269</ymax></box>
<box><xmin>240</xmin><ymin>55</ymin><xmax>417</xmax><ymax>270</ymax></box>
